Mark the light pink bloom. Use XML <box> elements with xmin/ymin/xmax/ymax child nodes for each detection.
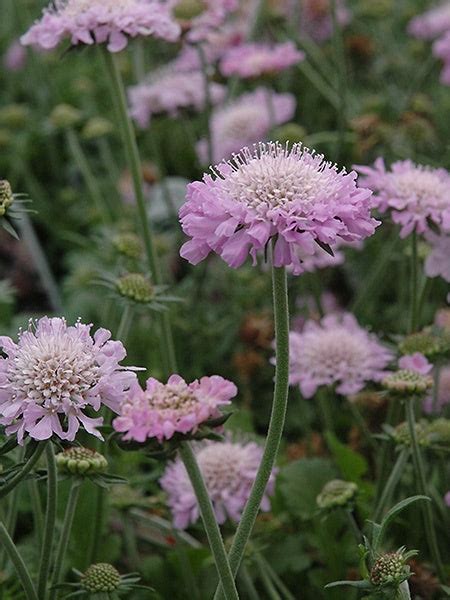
<box><xmin>197</xmin><ymin>88</ymin><xmax>296</xmax><ymax>164</ymax></box>
<box><xmin>399</xmin><ymin>353</ymin><xmax>433</xmax><ymax>375</ymax></box>
<box><xmin>180</xmin><ymin>142</ymin><xmax>377</xmax><ymax>272</ymax></box>
<box><xmin>113</xmin><ymin>374</ymin><xmax>236</xmax><ymax>442</ymax></box>
<box><xmin>355</xmin><ymin>158</ymin><xmax>450</xmax><ymax>237</ymax></box>
<box><xmin>3</xmin><ymin>40</ymin><xmax>27</xmax><ymax>72</ymax></box>
<box><xmin>169</xmin><ymin>0</ymin><xmax>238</xmax><ymax>43</ymax></box>
<box><xmin>424</xmin><ymin>232</ymin><xmax>450</xmax><ymax>282</ymax></box>
<box><xmin>424</xmin><ymin>366</ymin><xmax>450</xmax><ymax>414</ymax></box>
<box><xmin>21</xmin><ymin>0</ymin><xmax>180</xmax><ymax>53</ymax></box>
<box><xmin>408</xmin><ymin>2</ymin><xmax>450</xmax><ymax>40</ymax></box>
<box><xmin>0</xmin><ymin>317</ymin><xmax>136</xmax><ymax>444</ymax></box>
<box><xmin>219</xmin><ymin>41</ymin><xmax>304</xmax><ymax>79</ymax></box>
<box><xmin>160</xmin><ymin>439</ymin><xmax>276</xmax><ymax>528</ymax></box>
<box><xmin>299</xmin><ymin>0</ymin><xmax>351</xmax><ymax>43</ymax></box>
<box><xmin>128</xmin><ymin>67</ymin><xmax>226</xmax><ymax>128</ymax></box>
<box><xmin>289</xmin><ymin>313</ymin><xmax>393</xmax><ymax>397</ymax></box>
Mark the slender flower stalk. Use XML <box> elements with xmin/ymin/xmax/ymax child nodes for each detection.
<box><xmin>178</xmin><ymin>443</ymin><xmax>240</xmax><ymax>600</ymax></box>
<box><xmin>0</xmin><ymin>443</ymin><xmax>46</xmax><ymax>500</ymax></box>
<box><xmin>0</xmin><ymin>522</ymin><xmax>38</xmax><ymax>600</ymax></box>
<box><xmin>101</xmin><ymin>48</ymin><xmax>176</xmax><ymax>374</ymax></box>
<box><xmin>28</xmin><ymin>480</ymin><xmax>44</xmax><ymax>541</ymax></box>
<box><xmin>196</xmin><ymin>44</ymin><xmax>214</xmax><ymax>167</ymax></box>
<box><xmin>254</xmin><ymin>552</ymin><xmax>281</xmax><ymax>600</ymax></box>
<box><xmin>214</xmin><ymin>254</ymin><xmax>290</xmax><ymax>599</ymax></box>
<box><xmin>37</xmin><ymin>444</ymin><xmax>58</xmax><ymax>600</ymax></box>
<box><xmin>409</xmin><ymin>231</ymin><xmax>419</xmax><ymax>333</ymax></box>
<box><xmin>330</xmin><ymin>0</ymin><xmax>347</xmax><ymax>161</ymax></box>
<box><xmin>51</xmin><ymin>480</ymin><xmax>81</xmax><ymax>591</ymax></box>
<box><xmin>372</xmin><ymin>448</ymin><xmax>409</xmax><ymax>523</ymax></box>
<box><xmin>406</xmin><ymin>397</ymin><xmax>446</xmax><ymax>582</ymax></box>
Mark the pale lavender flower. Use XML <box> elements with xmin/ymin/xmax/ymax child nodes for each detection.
<box><xmin>424</xmin><ymin>366</ymin><xmax>450</xmax><ymax>414</ymax></box>
<box><xmin>355</xmin><ymin>158</ymin><xmax>450</xmax><ymax>237</ymax></box>
<box><xmin>3</xmin><ymin>40</ymin><xmax>27</xmax><ymax>72</ymax></box>
<box><xmin>180</xmin><ymin>142</ymin><xmax>377</xmax><ymax>272</ymax></box>
<box><xmin>434</xmin><ymin>31</ymin><xmax>450</xmax><ymax>84</ymax></box>
<box><xmin>289</xmin><ymin>313</ymin><xmax>393</xmax><ymax>398</ymax></box>
<box><xmin>160</xmin><ymin>439</ymin><xmax>276</xmax><ymax>528</ymax></box>
<box><xmin>21</xmin><ymin>0</ymin><xmax>180</xmax><ymax>53</ymax></box>
<box><xmin>197</xmin><ymin>88</ymin><xmax>296</xmax><ymax>164</ymax></box>
<box><xmin>128</xmin><ymin>67</ymin><xmax>226</xmax><ymax>128</ymax></box>
<box><xmin>0</xmin><ymin>317</ymin><xmax>136</xmax><ymax>444</ymax></box>
<box><xmin>169</xmin><ymin>0</ymin><xmax>238</xmax><ymax>43</ymax></box>
<box><xmin>408</xmin><ymin>2</ymin><xmax>450</xmax><ymax>40</ymax></box>
<box><xmin>299</xmin><ymin>0</ymin><xmax>351</xmax><ymax>43</ymax></box>
<box><xmin>219</xmin><ymin>41</ymin><xmax>304</xmax><ymax>79</ymax></box>
<box><xmin>424</xmin><ymin>232</ymin><xmax>450</xmax><ymax>282</ymax></box>
<box><xmin>445</xmin><ymin>491</ymin><xmax>450</xmax><ymax>507</ymax></box>
<box><xmin>399</xmin><ymin>353</ymin><xmax>433</xmax><ymax>375</ymax></box>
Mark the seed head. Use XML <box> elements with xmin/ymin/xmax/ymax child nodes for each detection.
<box><xmin>116</xmin><ymin>273</ymin><xmax>154</xmax><ymax>303</ymax></box>
<box><xmin>56</xmin><ymin>446</ymin><xmax>108</xmax><ymax>475</ymax></box>
<box><xmin>81</xmin><ymin>563</ymin><xmax>121</xmax><ymax>593</ymax></box>
<box><xmin>382</xmin><ymin>370</ymin><xmax>433</xmax><ymax>395</ymax></box>
<box><xmin>316</xmin><ymin>479</ymin><xmax>358</xmax><ymax>510</ymax></box>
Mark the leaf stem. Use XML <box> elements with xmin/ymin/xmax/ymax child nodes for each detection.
<box><xmin>0</xmin><ymin>522</ymin><xmax>38</xmax><ymax>600</ymax></box>
<box><xmin>37</xmin><ymin>443</ymin><xmax>58</xmax><ymax>600</ymax></box>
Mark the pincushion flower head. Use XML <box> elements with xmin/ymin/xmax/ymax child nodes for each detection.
<box><xmin>0</xmin><ymin>317</ymin><xmax>136</xmax><ymax>444</ymax></box>
<box><xmin>128</xmin><ymin>66</ymin><xmax>226</xmax><ymax>128</ymax></box>
<box><xmin>181</xmin><ymin>141</ymin><xmax>377</xmax><ymax>273</ymax></box>
<box><xmin>21</xmin><ymin>0</ymin><xmax>181</xmax><ymax>53</ymax></box>
<box><xmin>197</xmin><ymin>88</ymin><xmax>296</xmax><ymax>164</ymax></box>
<box><xmin>160</xmin><ymin>439</ymin><xmax>276</xmax><ymax>528</ymax></box>
<box><xmin>113</xmin><ymin>374</ymin><xmax>237</xmax><ymax>442</ymax></box>
<box><xmin>424</xmin><ymin>232</ymin><xmax>450</xmax><ymax>282</ymax></box>
<box><xmin>289</xmin><ymin>313</ymin><xmax>393</xmax><ymax>398</ymax></box>
<box><xmin>408</xmin><ymin>1</ymin><xmax>450</xmax><ymax>40</ymax></box>
<box><xmin>219</xmin><ymin>41</ymin><xmax>304</xmax><ymax>79</ymax></box>
<box><xmin>355</xmin><ymin>158</ymin><xmax>450</xmax><ymax>237</ymax></box>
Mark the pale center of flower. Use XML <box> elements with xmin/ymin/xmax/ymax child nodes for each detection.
<box><xmin>7</xmin><ymin>333</ymin><xmax>99</xmax><ymax>409</ymax></box>
<box><xmin>56</xmin><ymin>0</ymin><xmax>136</xmax><ymax>17</ymax></box>
<box><xmin>390</xmin><ymin>169</ymin><xmax>448</xmax><ymax>209</ymax></box>
<box><xmin>197</xmin><ymin>443</ymin><xmax>246</xmax><ymax>494</ymax></box>
<box><xmin>148</xmin><ymin>383</ymin><xmax>198</xmax><ymax>415</ymax></box>
<box><xmin>303</xmin><ymin>328</ymin><xmax>369</xmax><ymax>375</ymax></box>
<box><xmin>219</xmin><ymin>104</ymin><xmax>265</xmax><ymax>141</ymax></box>
<box><xmin>221</xmin><ymin>152</ymin><xmax>333</xmax><ymax>215</ymax></box>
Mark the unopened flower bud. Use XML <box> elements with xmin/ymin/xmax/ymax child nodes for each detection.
<box><xmin>399</xmin><ymin>331</ymin><xmax>443</xmax><ymax>359</ymax></box>
<box><xmin>316</xmin><ymin>479</ymin><xmax>358</xmax><ymax>510</ymax></box>
<box><xmin>393</xmin><ymin>421</ymin><xmax>429</xmax><ymax>447</ymax></box>
<box><xmin>81</xmin><ymin>563</ymin><xmax>121</xmax><ymax>593</ymax></box>
<box><xmin>113</xmin><ymin>233</ymin><xmax>143</xmax><ymax>260</ymax></box>
<box><xmin>56</xmin><ymin>447</ymin><xmax>108</xmax><ymax>475</ymax></box>
<box><xmin>0</xmin><ymin>104</ymin><xmax>29</xmax><ymax>128</ymax></box>
<box><xmin>173</xmin><ymin>0</ymin><xmax>206</xmax><ymax>21</ymax></box>
<box><xmin>370</xmin><ymin>551</ymin><xmax>410</xmax><ymax>586</ymax></box>
<box><xmin>382</xmin><ymin>370</ymin><xmax>433</xmax><ymax>395</ymax></box>
<box><xmin>50</xmin><ymin>104</ymin><xmax>82</xmax><ymax>129</ymax></box>
<box><xmin>272</xmin><ymin>123</ymin><xmax>307</xmax><ymax>145</ymax></box>
<box><xmin>116</xmin><ymin>273</ymin><xmax>154</xmax><ymax>303</ymax></box>
<box><xmin>426</xmin><ymin>418</ymin><xmax>450</xmax><ymax>445</ymax></box>
<box><xmin>0</xmin><ymin>180</ymin><xmax>14</xmax><ymax>217</ymax></box>
<box><xmin>82</xmin><ymin>117</ymin><xmax>114</xmax><ymax>140</ymax></box>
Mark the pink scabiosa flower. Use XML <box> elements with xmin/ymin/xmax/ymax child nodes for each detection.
<box><xmin>3</xmin><ymin>40</ymin><xmax>27</xmax><ymax>72</ymax></box>
<box><xmin>113</xmin><ymin>374</ymin><xmax>237</xmax><ymax>442</ymax></box>
<box><xmin>289</xmin><ymin>313</ymin><xmax>393</xmax><ymax>397</ymax></box>
<box><xmin>424</xmin><ymin>232</ymin><xmax>450</xmax><ymax>282</ymax></box>
<box><xmin>197</xmin><ymin>89</ymin><xmax>296</xmax><ymax>164</ymax></box>
<box><xmin>181</xmin><ymin>141</ymin><xmax>377</xmax><ymax>272</ymax></box>
<box><xmin>433</xmin><ymin>31</ymin><xmax>450</xmax><ymax>84</ymax></box>
<box><xmin>408</xmin><ymin>2</ymin><xmax>450</xmax><ymax>40</ymax></box>
<box><xmin>21</xmin><ymin>0</ymin><xmax>180</xmax><ymax>53</ymax></box>
<box><xmin>299</xmin><ymin>0</ymin><xmax>351</xmax><ymax>43</ymax></box>
<box><xmin>219</xmin><ymin>41</ymin><xmax>304</xmax><ymax>79</ymax></box>
<box><xmin>399</xmin><ymin>353</ymin><xmax>433</xmax><ymax>375</ymax></box>
<box><xmin>160</xmin><ymin>439</ymin><xmax>276</xmax><ymax>528</ymax></box>
<box><xmin>170</xmin><ymin>0</ymin><xmax>238</xmax><ymax>43</ymax></box>
<box><xmin>0</xmin><ymin>317</ymin><xmax>136</xmax><ymax>444</ymax></box>
<box><xmin>128</xmin><ymin>67</ymin><xmax>226</xmax><ymax>128</ymax></box>
<box><xmin>424</xmin><ymin>365</ymin><xmax>450</xmax><ymax>414</ymax></box>
<box><xmin>355</xmin><ymin>158</ymin><xmax>450</xmax><ymax>237</ymax></box>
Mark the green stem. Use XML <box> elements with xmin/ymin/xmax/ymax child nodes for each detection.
<box><xmin>409</xmin><ymin>231</ymin><xmax>419</xmax><ymax>333</ymax></box>
<box><xmin>345</xmin><ymin>510</ymin><xmax>362</xmax><ymax>544</ymax></box>
<box><xmin>297</xmin><ymin>61</ymin><xmax>340</xmax><ymax>110</ymax></box>
<box><xmin>123</xmin><ymin>515</ymin><xmax>140</xmax><ymax>570</ymax></box>
<box><xmin>215</xmin><ymin>259</ymin><xmax>290</xmax><ymax>599</ymax></box>
<box><xmin>347</xmin><ymin>401</ymin><xmax>377</xmax><ymax>451</ymax></box>
<box><xmin>256</xmin><ymin>553</ymin><xmax>296</xmax><ymax>600</ymax></box>
<box><xmin>372</xmin><ymin>448</ymin><xmax>409</xmax><ymax>524</ymax></box>
<box><xmin>37</xmin><ymin>444</ymin><xmax>58</xmax><ymax>600</ymax></box>
<box><xmin>398</xmin><ymin>581</ymin><xmax>412</xmax><ymax>600</ymax></box>
<box><xmin>66</xmin><ymin>128</ymin><xmax>112</xmax><ymax>223</ymax></box>
<box><xmin>29</xmin><ymin>479</ymin><xmax>44</xmax><ymax>542</ymax></box>
<box><xmin>317</xmin><ymin>388</ymin><xmax>334</xmax><ymax>434</ymax></box>
<box><xmin>0</xmin><ymin>522</ymin><xmax>38</xmax><ymax>600</ymax></box>
<box><xmin>254</xmin><ymin>553</ymin><xmax>281</xmax><ymax>600</ymax></box>
<box><xmin>102</xmin><ymin>49</ymin><xmax>176</xmax><ymax>374</ymax></box>
<box><xmin>117</xmin><ymin>304</ymin><xmax>133</xmax><ymax>341</ymax></box>
<box><xmin>406</xmin><ymin>398</ymin><xmax>446</xmax><ymax>582</ymax></box>
<box><xmin>51</xmin><ymin>480</ymin><xmax>81</xmax><ymax>592</ymax></box>
<box><xmin>330</xmin><ymin>0</ymin><xmax>347</xmax><ymax>161</ymax></box>
<box><xmin>374</xmin><ymin>399</ymin><xmax>402</xmax><ymax>502</ymax></box>
<box><xmin>196</xmin><ymin>44</ymin><xmax>214</xmax><ymax>167</ymax></box>
<box><xmin>0</xmin><ymin>442</ymin><xmax>46</xmax><ymax>500</ymax></box>
<box><xmin>88</xmin><ymin>486</ymin><xmax>105</xmax><ymax>565</ymax></box>
<box><xmin>178</xmin><ymin>443</ymin><xmax>239</xmax><ymax>600</ymax></box>
<box><xmin>238</xmin><ymin>564</ymin><xmax>259</xmax><ymax>600</ymax></box>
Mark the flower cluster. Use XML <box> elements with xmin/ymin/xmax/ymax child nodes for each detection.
<box><xmin>181</xmin><ymin>142</ymin><xmax>377</xmax><ymax>272</ymax></box>
<box><xmin>0</xmin><ymin>317</ymin><xmax>135</xmax><ymax>443</ymax></box>
<box><xmin>289</xmin><ymin>313</ymin><xmax>393</xmax><ymax>397</ymax></box>
<box><xmin>113</xmin><ymin>374</ymin><xmax>237</xmax><ymax>442</ymax></box>
<box><xmin>355</xmin><ymin>158</ymin><xmax>450</xmax><ymax>237</ymax></box>
<box><xmin>160</xmin><ymin>439</ymin><xmax>276</xmax><ymax>528</ymax></box>
<box><xmin>128</xmin><ymin>67</ymin><xmax>226</xmax><ymax>128</ymax></box>
<box><xmin>219</xmin><ymin>41</ymin><xmax>304</xmax><ymax>79</ymax></box>
<box><xmin>21</xmin><ymin>0</ymin><xmax>181</xmax><ymax>53</ymax></box>
<box><xmin>197</xmin><ymin>89</ymin><xmax>296</xmax><ymax>164</ymax></box>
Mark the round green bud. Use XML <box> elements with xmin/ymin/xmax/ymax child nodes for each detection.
<box><xmin>399</xmin><ymin>331</ymin><xmax>443</xmax><ymax>359</ymax></box>
<box><xmin>272</xmin><ymin>124</ymin><xmax>307</xmax><ymax>145</ymax></box>
<box><xmin>50</xmin><ymin>104</ymin><xmax>83</xmax><ymax>129</ymax></box>
<box><xmin>116</xmin><ymin>273</ymin><xmax>155</xmax><ymax>304</ymax></box>
<box><xmin>113</xmin><ymin>233</ymin><xmax>143</xmax><ymax>260</ymax></box>
<box><xmin>82</xmin><ymin>117</ymin><xmax>114</xmax><ymax>140</ymax></box>
<box><xmin>316</xmin><ymin>479</ymin><xmax>358</xmax><ymax>510</ymax></box>
<box><xmin>393</xmin><ymin>421</ymin><xmax>430</xmax><ymax>447</ymax></box>
<box><xmin>370</xmin><ymin>552</ymin><xmax>408</xmax><ymax>586</ymax></box>
<box><xmin>56</xmin><ymin>447</ymin><xmax>108</xmax><ymax>476</ymax></box>
<box><xmin>382</xmin><ymin>370</ymin><xmax>433</xmax><ymax>396</ymax></box>
<box><xmin>173</xmin><ymin>0</ymin><xmax>206</xmax><ymax>21</ymax></box>
<box><xmin>426</xmin><ymin>418</ymin><xmax>450</xmax><ymax>445</ymax></box>
<box><xmin>0</xmin><ymin>180</ymin><xmax>14</xmax><ymax>217</ymax></box>
<box><xmin>0</xmin><ymin>104</ymin><xmax>29</xmax><ymax>129</ymax></box>
<box><xmin>81</xmin><ymin>563</ymin><xmax>121</xmax><ymax>593</ymax></box>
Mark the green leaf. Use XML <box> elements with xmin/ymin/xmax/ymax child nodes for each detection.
<box><xmin>325</xmin><ymin>580</ymin><xmax>373</xmax><ymax>590</ymax></box>
<box><xmin>372</xmin><ymin>495</ymin><xmax>430</xmax><ymax>552</ymax></box>
<box><xmin>278</xmin><ymin>458</ymin><xmax>337</xmax><ymax>519</ymax></box>
<box><xmin>325</xmin><ymin>432</ymin><xmax>368</xmax><ymax>482</ymax></box>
